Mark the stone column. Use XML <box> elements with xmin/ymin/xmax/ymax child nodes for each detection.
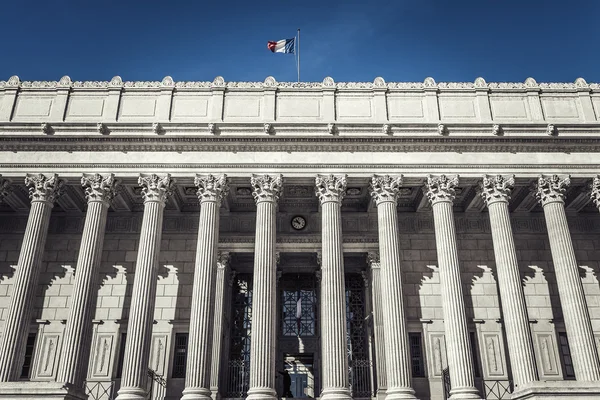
<box><xmin>210</xmin><ymin>252</ymin><xmax>231</xmax><ymax>400</ymax></box>
<box><xmin>247</xmin><ymin>174</ymin><xmax>283</xmax><ymax>400</ymax></box>
<box><xmin>315</xmin><ymin>174</ymin><xmax>352</xmax><ymax>400</ymax></box>
<box><xmin>116</xmin><ymin>174</ymin><xmax>174</xmax><ymax>400</ymax></box>
<box><xmin>367</xmin><ymin>252</ymin><xmax>387</xmax><ymax>400</ymax></box>
<box><xmin>480</xmin><ymin>175</ymin><xmax>538</xmax><ymax>389</ymax></box>
<box><xmin>0</xmin><ymin>173</ymin><xmax>64</xmax><ymax>382</ymax></box>
<box><xmin>0</xmin><ymin>175</ymin><xmax>11</xmax><ymax>203</ymax></box>
<box><xmin>591</xmin><ymin>175</ymin><xmax>600</xmax><ymax>211</ymax></box>
<box><xmin>424</xmin><ymin>175</ymin><xmax>481</xmax><ymax>400</ymax></box>
<box><xmin>535</xmin><ymin>174</ymin><xmax>600</xmax><ymax>381</ymax></box>
<box><xmin>183</xmin><ymin>174</ymin><xmax>229</xmax><ymax>400</ymax></box>
<box><xmin>57</xmin><ymin>174</ymin><xmax>119</xmax><ymax>391</ymax></box>
<box><xmin>369</xmin><ymin>175</ymin><xmax>417</xmax><ymax>400</ymax></box>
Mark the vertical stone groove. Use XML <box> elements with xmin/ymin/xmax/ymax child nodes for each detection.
<box><xmin>210</xmin><ymin>254</ymin><xmax>230</xmax><ymax>400</ymax></box>
<box><xmin>368</xmin><ymin>258</ymin><xmax>387</xmax><ymax>398</ymax></box>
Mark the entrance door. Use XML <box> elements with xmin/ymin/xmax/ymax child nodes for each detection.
<box><xmin>284</xmin><ymin>354</ymin><xmax>314</xmax><ymax>398</ymax></box>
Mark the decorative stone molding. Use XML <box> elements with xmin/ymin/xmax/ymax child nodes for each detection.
<box><xmin>492</xmin><ymin>124</ymin><xmax>502</xmax><ymax>136</ymax></box>
<box><xmin>322</xmin><ymin>76</ymin><xmax>335</xmax><ymax>88</ymax></box>
<box><xmin>138</xmin><ymin>173</ymin><xmax>175</xmax><ymax>204</ymax></box>
<box><xmin>0</xmin><ymin>175</ymin><xmax>12</xmax><ymax>203</ymax></box>
<box><xmin>81</xmin><ymin>173</ymin><xmax>119</xmax><ymax>204</ymax></box>
<box><xmin>424</xmin><ymin>174</ymin><xmax>459</xmax><ymax>205</ymax></box>
<box><xmin>263</xmin><ymin>76</ymin><xmax>277</xmax><ymax>88</ymax></box>
<box><xmin>96</xmin><ymin>123</ymin><xmax>109</xmax><ymax>136</ymax></box>
<box><xmin>437</xmin><ymin>123</ymin><xmax>447</xmax><ymax>136</ymax></box>
<box><xmin>194</xmin><ymin>174</ymin><xmax>229</xmax><ymax>204</ymax></box>
<box><xmin>152</xmin><ymin>122</ymin><xmax>164</xmax><ymax>135</ymax></box>
<box><xmin>109</xmin><ymin>76</ymin><xmax>123</xmax><ymax>88</ymax></box>
<box><xmin>525</xmin><ymin>77</ymin><xmax>538</xmax><ymax>88</ymax></box>
<box><xmin>480</xmin><ymin>175</ymin><xmax>515</xmax><ymax>206</ymax></box>
<box><xmin>25</xmin><ymin>173</ymin><xmax>65</xmax><ymax>203</ymax></box>
<box><xmin>57</xmin><ymin>76</ymin><xmax>72</xmax><ymax>88</ymax></box>
<box><xmin>373</xmin><ymin>77</ymin><xmax>386</xmax><ymax>88</ymax></box>
<box><xmin>315</xmin><ymin>174</ymin><xmax>347</xmax><ymax>204</ymax></box>
<box><xmin>207</xmin><ymin>123</ymin><xmax>216</xmax><ymax>135</ymax></box>
<box><xmin>591</xmin><ymin>176</ymin><xmax>600</xmax><ymax>210</ymax></box>
<box><xmin>41</xmin><ymin>123</ymin><xmax>53</xmax><ymax>135</ymax></box>
<box><xmin>160</xmin><ymin>76</ymin><xmax>174</xmax><ymax>88</ymax></box>
<box><xmin>382</xmin><ymin>124</ymin><xmax>391</xmax><ymax>135</ymax></box>
<box><xmin>474</xmin><ymin>77</ymin><xmax>487</xmax><ymax>89</ymax></box>
<box><xmin>263</xmin><ymin>123</ymin><xmax>273</xmax><ymax>135</ymax></box>
<box><xmin>366</xmin><ymin>251</ymin><xmax>380</xmax><ymax>267</ymax></box>
<box><xmin>424</xmin><ymin>77</ymin><xmax>437</xmax><ymax>88</ymax></box>
<box><xmin>250</xmin><ymin>174</ymin><xmax>283</xmax><ymax>203</ymax></box>
<box><xmin>575</xmin><ymin>77</ymin><xmax>589</xmax><ymax>89</ymax></box>
<box><xmin>534</xmin><ymin>174</ymin><xmax>570</xmax><ymax>206</ymax></box>
<box><xmin>327</xmin><ymin>123</ymin><xmax>337</xmax><ymax>135</ymax></box>
<box><xmin>211</xmin><ymin>76</ymin><xmax>226</xmax><ymax>88</ymax></box>
<box><xmin>369</xmin><ymin>174</ymin><xmax>403</xmax><ymax>205</ymax></box>
<box><xmin>217</xmin><ymin>251</ymin><xmax>230</xmax><ymax>269</ymax></box>
<box><xmin>6</xmin><ymin>75</ymin><xmax>20</xmax><ymax>88</ymax></box>
<box><xmin>547</xmin><ymin>124</ymin><xmax>556</xmax><ymax>136</ymax></box>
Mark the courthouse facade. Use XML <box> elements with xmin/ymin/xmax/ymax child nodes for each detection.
<box><xmin>1</xmin><ymin>75</ymin><xmax>600</xmax><ymax>400</ymax></box>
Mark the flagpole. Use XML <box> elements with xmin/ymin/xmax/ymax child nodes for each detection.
<box><xmin>297</xmin><ymin>28</ymin><xmax>300</xmax><ymax>82</ymax></box>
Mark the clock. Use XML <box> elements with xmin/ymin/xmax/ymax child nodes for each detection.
<box><xmin>291</xmin><ymin>215</ymin><xmax>307</xmax><ymax>230</ymax></box>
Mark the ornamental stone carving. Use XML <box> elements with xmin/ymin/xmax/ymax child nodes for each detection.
<box><xmin>211</xmin><ymin>76</ymin><xmax>226</xmax><ymax>88</ymax></box>
<box><xmin>315</xmin><ymin>174</ymin><xmax>347</xmax><ymax>204</ymax></box>
<box><xmin>152</xmin><ymin>122</ymin><xmax>164</xmax><ymax>135</ymax></box>
<box><xmin>424</xmin><ymin>77</ymin><xmax>436</xmax><ymax>88</ymax></box>
<box><xmin>217</xmin><ymin>251</ymin><xmax>231</xmax><ymax>269</ymax></box>
<box><xmin>263</xmin><ymin>76</ymin><xmax>277</xmax><ymax>88</ymax></box>
<box><xmin>251</xmin><ymin>174</ymin><xmax>283</xmax><ymax>203</ymax></box>
<box><xmin>480</xmin><ymin>175</ymin><xmax>515</xmax><ymax>205</ymax></box>
<box><xmin>264</xmin><ymin>123</ymin><xmax>274</xmax><ymax>135</ymax></box>
<box><xmin>547</xmin><ymin>124</ymin><xmax>556</xmax><ymax>136</ymax></box>
<box><xmin>207</xmin><ymin>123</ymin><xmax>216</xmax><ymax>135</ymax></box>
<box><xmin>138</xmin><ymin>174</ymin><xmax>175</xmax><ymax>204</ymax></box>
<box><xmin>437</xmin><ymin>123</ymin><xmax>447</xmax><ymax>136</ymax></box>
<box><xmin>81</xmin><ymin>173</ymin><xmax>119</xmax><ymax>203</ymax></box>
<box><xmin>525</xmin><ymin>77</ymin><xmax>538</xmax><ymax>88</ymax></box>
<box><xmin>424</xmin><ymin>174</ymin><xmax>459</xmax><ymax>205</ymax></box>
<box><xmin>534</xmin><ymin>174</ymin><xmax>570</xmax><ymax>206</ymax></box>
<box><xmin>322</xmin><ymin>76</ymin><xmax>335</xmax><ymax>88</ymax></box>
<box><xmin>327</xmin><ymin>123</ymin><xmax>337</xmax><ymax>135</ymax></box>
<box><xmin>109</xmin><ymin>76</ymin><xmax>123</xmax><ymax>87</ymax></box>
<box><xmin>96</xmin><ymin>123</ymin><xmax>109</xmax><ymax>135</ymax></box>
<box><xmin>0</xmin><ymin>176</ymin><xmax>12</xmax><ymax>203</ymax></box>
<box><xmin>25</xmin><ymin>173</ymin><xmax>65</xmax><ymax>203</ymax></box>
<box><xmin>58</xmin><ymin>76</ymin><xmax>72</xmax><ymax>88</ymax></box>
<box><xmin>369</xmin><ymin>174</ymin><xmax>403</xmax><ymax>205</ymax></box>
<box><xmin>7</xmin><ymin>75</ymin><xmax>20</xmax><ymax>87</ymax></box>
<box><xmin>575</xmin><ymin>77</ymin><xmax>589</xmax><ymax>88</ymax></box>
<box><xmin>382</xmin><ymin>124</ymin><xmax>391</xmax><ymax>135</ymax></box>
<box><xmin>366</xmin><ymin>251</ymin><xmax>380</xmax><ymax>267</ymax></box>
<box><xmin>492</xmin><ymin>124</ymin><xmax>502</xmax><ymax>136</ymax></box>
<box><xmin>41</xmin><ymin>123</ymin><xmax>53</xmax><ymax>135</ymax></box>
<box><xmin>194</xmin><ymin>174</ymin><xmax>229</xmax><ymax>204</ymax></box>
<box><xmin>373</xmin><ymin>77</ymin><xmax>386</xmax><ymax>88</ymax></box>
<box><xmin>591</xmin><ymin>176</ymin><xmax>600</xmax><ymax>210</ymax></box>
<box><xmin>161</xmin><ymin>76</ymin><xmax>174</xmax><ymax>87</ymax></box>
<box><xmin>474</xmin><ymin>77</ymin><xmax>487</xmax><ymax>88</ymax></box>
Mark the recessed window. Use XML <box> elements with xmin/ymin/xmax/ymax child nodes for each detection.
<box><xmin>408</xmin><ymin>332</ymin><xmax>425</xmax><ymax>377</ymax></box>
<box><xmin>172</xmin><ymin>333</ymin><xmax>189</xmax><ymax>378</ymax></box>
<box><xmin>19</xmin><ymin>333</ymin><xmax>37</xmax><ymax>379</ymax></box>
<box><xmin>115</xmin><ymin>333</ymin><xmax>126</xmax><ymax>379</ymax></box>
<box><xmin>469</xmin><ymin>332</ymin><xmax>481</xmax><ymax>378</ymax></box>
<box><xmin>558</xmin><ymin>332</ymin><xmax>575</xmax><ymax>379</ymax></box>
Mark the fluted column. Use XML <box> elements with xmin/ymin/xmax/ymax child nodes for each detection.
<box><xmin>480</xmin><ymin>175</ymin><xmax>538</xmax><ymax>389</ymax></box>
<box><xmin>425</xmin><ymin>175</ymin><xmax>481</xmax><ymax>400</ymax></box>
<box><xmin>57</xmin><ymin>174</ymin><xmax>119</xmax><ymax>390</ymax></box>
<box><xmin>0</xmin><ymin>175</ymin><xmax>11</xmax><ymax>203</ymax></box>
<box><xmin>247</xmin><ymin>174</ymin><xmax>282</xmax><ymax>400</ymax></box>
<box><xmin>370</xmin><ymin>175</ymin><xmax>417</xmax><ymax>399</ymax></box>
<box><xmin>183</xmin><ymin>174</ymin><xmax>229</xmax><ymax>400</ymax></box>
<box><xmin>116</xmin><ymin>174</ymin><xmax>174</xmax><ymax>400</ymax></box>
<box><xmin>591</xmin><ymin>176</ymin><xmax>600</xmax><ymax>212</ymax></box>
<box><xmin>315</xmin><ymin>174</ymin><xmax>352</xmax><ymax>400</ymax></box>
<box><xmin>210</xmin><ymin>252</ymin><xmax>231</xmax><ymax>400</ymax></box>
<box><xmin>367</xmin><ymin>252</ymin><xmax>387</xmax><ymax>400</ymax></box>
<box><xmin>0</xmin><ymin>173</ymin><xmax>65</xmax><ymax>381</ymax></box>
<box><xmin>535</xmin><ymin>174</ymin><xmax>600</xmax><ymax>381</ymax></box>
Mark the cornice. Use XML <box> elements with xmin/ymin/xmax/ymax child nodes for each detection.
<box><xmin>1</xmin><ymin>75</ymin><xmax>598</xmax><ymax>92</ymax></box>
<box><xmin>2</xmin><ymin>135</ymin><xmax>600</xmax><ymax>153</ymax></box>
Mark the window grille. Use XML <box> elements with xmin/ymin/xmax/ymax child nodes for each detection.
<box><xmin>172</xmin><ymin>333</ymin><xmax>189</xmax><ymax>378</ymax></box>
<box><xmin>469</xmin><ymin>331</ymin><xmax>481</xmax><ymax>378</ymax></box>
<box><xmin>409</xmin><ymin>332</ymin><xmax>425</xmax><ymax>377</ymax></box>
<box><xmin>558</xmin><ymin>332</ymin><xmax>575</xmax><ymax>379</ymax></box>
<box><xmin>281</xmin><ymin>274</ymin><xmax>317</xmax><ymax>337</ymax></box>
<box><xmin>115</xmin><ymin>333</ymin><xmax>126</xmax><ymax>379</ymax></box>
<box><xmin>19</xmin><ymin>333</ymin><xmax>36</xmax><ymax>379</ymax></box>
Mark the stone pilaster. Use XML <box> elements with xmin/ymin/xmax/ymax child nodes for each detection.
<box><xmin>425</xmin><ymin>175</ymin><xmax>481</xmax><ymax>400</ymax></box>
<box><xmin>0</xmin><ymin>175</ymin><xmax>11</xmax><ymax>203</ymax></box>
<box><xmin>369</xmin><ymin>175</ymin><xmax>416</xmax><ymax>400</ymax></box>
<box><xmin>367</xmin><ymin>252</ymin><xmax>387</xmax><ymax>400</ymax></box>
<box><xmin>480</xmin><ymin>175</ymin><xmax>538</xmax><ymax>389</ymax></box>
<box><xmin>591</xmin><ymin>176</ymin><xmax>600</xmax><ymax>211</ymax></box>
<box><xmin>116</xmin><ymin>174</ymin><xmax>174</xmax><ymax>400</ymax></box>
<box><xmin>57</xmin><ymin>174</ymin><xmax>119</xmax><ymax>391</ymax></box>
<box><xmin>247</xmin><ymin>174</ymin><xmax>282</xmax><ymax>400</ymax></box>
<box><xmin>0</xmin><ymin>173</ymin><xmax>64</xmax><ymax>381</ymax></box>
<box><xmin>535</xmin><ymin>174</ymin><xmax>600</xmax><ymax>381</ymax></box>
<box><xmin>315</xmin><ymin>174</ymin><xmax>352</xmax><ymax>400</ymax></box>
<box><xmin>183</xmin><ymin>174</ymin><xmax>229</xmax><ymax>400</ymax></box>
<box><xmin>210</xmin><ymin>252</ymin><xmax>231</xmax><ymax>400</ymax></box>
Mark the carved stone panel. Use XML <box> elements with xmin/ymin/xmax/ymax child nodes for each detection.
<box><xmin>91</xmin><ymin>334</ymin><xmax>114</xmax><ymax>378</ymax></box>
<box><xmin>533</xmin><ymin>331</ymin><xmax>562</xmax><ymax>378</ymax></box>
<box><xmin>427</xmin><ymin>332</ymin><xmax>448</xmax><ymax>377</ymax></box>
<box><xmin>149</xmin><ymin>334</ymin><xmax>168</xmax><ymax>375</ymax></box>
<box><xmin>481</xmin><ymin>332</ymin><xmax>506</xmax><ymax>378</ymax></box>
<box><xmin>33</xmin><ymin>333</ymin><xmax>61</xmax><ymax>379</ymax></box>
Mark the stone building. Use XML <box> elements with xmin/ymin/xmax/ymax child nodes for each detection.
<box><xmin>0</xmin><ymin>74</ymin><xmax>600</xmax><ymax>400</ymax></box>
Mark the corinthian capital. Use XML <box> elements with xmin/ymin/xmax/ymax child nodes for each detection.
<box><xmin>369</xmin><ymin>174</ymin><xmax>403</xmax><ymax>205</ymax></box>
<box><xmin>81</xmin><ymin>173</ymin><xmax>119</xmax><ymax>204</ymax></box>
<box><xmin>591</xmin><ymin>176</ymin><xmax>600</xmax><ymax>210</ymax></box>
<box><xmin>534</xmin><ymin>174</ymin><xmax>570</xmax><ymax>206</ymax></box>
<box><xmin>366</xmin><ymin>251</ymin><xmax>380</xmax><ymax>268</ymax></box>
<box><xmin>25</xmin><ymin>173</ymin><xmax>65</xmax><ymax>204</ymax></box>
<box><xmin>217</xmin><ymin>251</ymin><xmax>231</xmax><ymax>269</ymax></box>
<box><xmin>0</xmin><ymin>176</ymin><xmax>12</xmax><ymax>203</ymax></box>
<box><xmin>480</xmin><ymin>175</ymin><xmax>515</xmax><ymax>206</ymax></box>
<box><xmin>195</xmin><ymin>174</ymin><xmax>229</xmax><ymax>204</ymax></box>
<box><xmin>251</xmin><ymin>174</ymin><xmax>283</xmax><ymax>203</ymax></box>
<box><xmin>424</xmin><ymin>174</ymin><xmax>459</xmax><ymax>205</ymax></box>
<box><xmin>138</xmin><ymin>173</ymin><xmax>175</xmax><ymax>204</ymax></box>
<box><xmin>315</xmin><ymin>174</ymin><xmax>347</xmax><ymax>204</ymax></box>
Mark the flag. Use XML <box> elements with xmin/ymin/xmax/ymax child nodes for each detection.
<box><xmin>267</xmin><ymin>38</ymin><xmax>295</xmax><ymax>54</ymax></box>
<box><xmin>296</xmin><ymin>291</ymin><xmax>302</xmax><ymax>334</ymax></box>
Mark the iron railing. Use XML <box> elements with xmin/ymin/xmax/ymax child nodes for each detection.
<box><xmin>226</xmin><ymin>359</ymin><xmax>250</xmax><ymax>398</ymax></box>
<box><xmin>442</xmin><ymin>367</ymin><xmax>513</xmax><ymax>400</ymax></box>
<box><xmin>349</xmin><ymin>359</ymin><xmax>373</xmax><ymax>398</ymax></box>
<box><xmin>85</xmin><ymin>381</ymin><xmax>115</xmax><ymax>400</ymax></box>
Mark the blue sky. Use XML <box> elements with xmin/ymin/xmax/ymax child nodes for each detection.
<box><xmin>1</xmin><ymin>0</ymin><xmax>599</xmax><ymax>83</ymax></box>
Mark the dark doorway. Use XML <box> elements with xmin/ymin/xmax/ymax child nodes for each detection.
<box><xmin>283</xmin><ymin>354</ymin><xmax>314</xmax><ymax>398</ymax></box>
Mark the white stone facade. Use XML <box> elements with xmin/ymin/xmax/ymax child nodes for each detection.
<box><xmin>1</xmin><ymin>75</ymin><xmax>600</xmax><ymax>400</ymax></box>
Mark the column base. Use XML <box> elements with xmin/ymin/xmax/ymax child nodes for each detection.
<box><xmin>385</xmin><ymin>386</ymin><xmax>418</xmax><ymax>399</ymax></box>
<box><xmin>114</xmin><ymin>385</ymin><xmax>148</xmax><ymax>400</ymax></box>
<box><xmin>210</xmin><ymin>386</ymin><xmax>221</xmax><ymax>400</ymax></box>
<box><xmin>511</xmin><ymin>381</ymin><xmax>600</xmax><ymax>399</ymax></box>
<box><xmin>376</xmin><ymin>388</ymin><xmax>387</xmax><ymax>400</ymax></box>
<box><xmin>449</xmin><ymin>386</ymin><xmax>482</xmax><ymax>400</ymax></box>
<box><xmin>246</xmin><ymin>386</ymin><xmax>277</xmax><ymax>400</ymax></box>
<box><xmin>320</xmin><ymin>387</ymin><xmax>353</xmax><ymax>400</ymax></box>
<box><xmin>0</xmin><ymin>381</ymin><xmax>87</xmax><ymax>400</ymax></box>
<box><xmin>182</xmin><ymin>386</ymin><xmax>213</xmax><ymax>400</ymax></box>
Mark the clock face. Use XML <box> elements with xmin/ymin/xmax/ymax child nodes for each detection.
<box><xmin>291</xmin><ymin>216</ymin><xmax>306</xmax><ymax>230</ymax></box>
